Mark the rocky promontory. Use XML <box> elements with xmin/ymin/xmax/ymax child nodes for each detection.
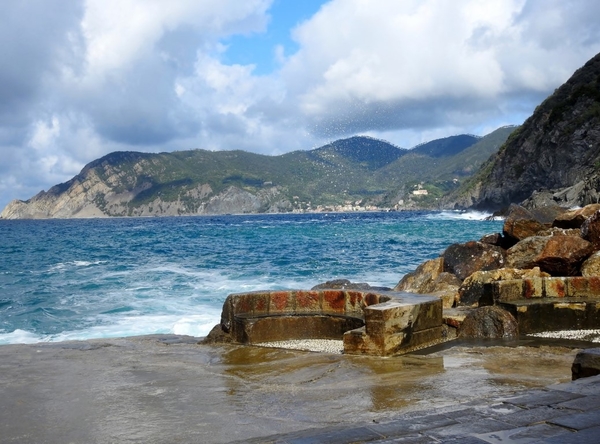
<box><xmin>447</xmin><ymin>52</ymin><xmax>600</xmax><ymax>211</ymax></box>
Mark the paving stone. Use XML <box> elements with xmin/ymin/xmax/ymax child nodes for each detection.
<box><xmin>441</xmin><ymin>407</ymin><xmax>489</xmax><ymax>422</ymax></box>
<box><xmin>492</xmin><ymin>405</ymin><xmax>578</xmax><ymax>427</ymax></box>
<box><xmin>427</xmin><ymin>418</ymin><xmax>513</xmax><ymax>439</ymax></box>
<box><xmin>547</xmin><ymin>409</ymin><xmax>600</xmax><ymax>431</ymax></box>
<box><xmin>503</xmin><ymin>389</ymin><xmax>584</xmax><ymax>408</ymax></box>
<box><xmin>549</xmin><ymin>374</ymin><xmax>600</xmax><ymax>395</ymax></box>
<box><xmin>541</xmin><ymin>425</ymin><xmax>600</xmax><ymax>443</ymax></box>
<box><xmin>436</xmin><ymin>436</ymin><xmax>489</xmax><ymax>443</ymax></box>
<box><xmin>368</xmin><ymin>414</ymin><xmax>458</xmax><ymax>436</ymax></box>
<box><xmin>553</xmin><ymin>393</ymin><xmax>600</xmax><ymax>411</ymax></box>
<box><xmin>368</xmin><ymin>434</ymin><xmax>434</xmax><ymax>443</ymax></box>
<box><xmin>473</xmin><ymin>423</ymin><xmax>568</xmax><ymax>443</ymax></box>
<box><xmin>285</xmin><ymin>426</ymin><xmax>385</xmax><ymax>444</ymax></box>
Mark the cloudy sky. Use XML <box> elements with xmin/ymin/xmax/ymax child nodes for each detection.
<box><xmin>1</xmin><ymin>0</ymin><xmax>600</xmax><ymax>210</ymax></box>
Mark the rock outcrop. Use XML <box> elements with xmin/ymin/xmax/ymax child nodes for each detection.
<box><xmin>446</xmin><ymin>52</ymin><xmax>600</xmax><ymax>211</ymax></box>
<box><xmin>394</xmin><ymin>203</ymin><xmax>600</xmax><ymax>338</ymax></box>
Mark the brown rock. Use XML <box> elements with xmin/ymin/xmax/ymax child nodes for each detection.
<box><xmin>201</xmin><ymin>324</ymin><xmax>233</xmax><ymax>344</ymax></box>
<box><xmin>442</xmin><ymin>241</ymin><xmax>506</xmax><ymax>281</ymax></box>
<box><xmin>457</xmin><ymin>306</ymin><xmax>519</xmax><ymax>339</ymax></box>
<box><xmin>395</xmin><ymin>258</ymin><xmax>460</xmax><ymax>308</ymax></box>
<box><xmin>480</xmin><ymin>233</ymin><xmax>503</xmax><ymax>246</ymax></box>
<box><xmin>457</xmin><ymin>267</ymin><xmax>550</xmax><ymax>307</ymax></box>
<box><xmin>572</xmin><ymin>348</ymin><xmax>600</xmax><ymax>380</ymax></box>
<box><xmin>582</xmin><ymin>251</ymin><xmax>600</xmax><ymax>277</ymax></box>
<box><xmin>507</xmin><ymin>235</ymin><xmax>593</xmax><ymax>276</ymax></box>
<box><xmin>394</xmin><ymin>258</ymin><xmax>444</xmax><ymax>292</ymax></box>
<box><xmin>502</xmin><ymin>204</ymin><xmax>547</xmax><ymax>242</ymax></box>
<box><xmin>537</xmin><ymin>227</ymin><xmax>582</xmax><ymax>237</ymax></box>
<box><xmin>553</xmin><ymin>204</ymin><xmax>600</xmax><ymax>229</ymax></box>
<box><xmin>581</xmin><ymin>210</ymin><xmax>600</xmax><ymax>249</ymax></box>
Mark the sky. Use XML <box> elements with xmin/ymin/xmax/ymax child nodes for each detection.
<box><xmin>1</xmin><ymin>0</ymin><xmax>600</xmax><ymax>210</ymax></box>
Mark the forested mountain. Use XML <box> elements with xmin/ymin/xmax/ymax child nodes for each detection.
<box><xmin>0</xmin><ymin>130</ymin><xmax>511</xmax><ymax>219</ymax></box>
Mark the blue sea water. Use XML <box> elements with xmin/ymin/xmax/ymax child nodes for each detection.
<box><xmin>0</xmin><ymin>211</ymin><xmax>502</xmax><ymax>345</ymax></box>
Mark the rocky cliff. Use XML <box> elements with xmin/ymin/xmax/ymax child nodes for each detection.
<box><xmin>447</xmin><ymin>52</ymin><xmax>600</xmax><ymax>211</ymax></box>
<box><xmin>0</xmin><ymin>151</ymin><xmax>292</xmax><ymax>219</ymax></box>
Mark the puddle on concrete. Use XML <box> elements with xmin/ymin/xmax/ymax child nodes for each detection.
<box><xmin>0</xmin><ymin>335</ymin><xmax>591</xmax><ymax>443</ymax></box>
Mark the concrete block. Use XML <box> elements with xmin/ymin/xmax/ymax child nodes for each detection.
<box><xmin>523</xmin><ymin>277</ymin><xmax>543</xmax><ymax>298</ymax></box>
<box><xmin>493</xmin><ymin>280</ymin><xmax>523</xmax><ymax>302</ymax></box>
<box><xmin>545</xmin><ymin>277</ymin><xmax>567</xmax><ymax>298</ymax></box>
<box><xmin>294</xmin><ymin>290</ymin><xmax>320</xmax><ymax>313</ymax></box>
<box><xmin>321</xmin><ymin>290</ymin><xmax>346</xmax><ymax>313</ymax></box>
<box><xmin>269</xmin><ymin>290</ymin><xmax>295</xmax><ymax>313</ymax></box>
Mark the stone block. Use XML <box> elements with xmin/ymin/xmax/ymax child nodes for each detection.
<box><xmin>567</xmin><ymin>277</ymin><xmax>592</xmax><ymax>297</ymax></box>
<box><xmin>230</xmin><ymin>292</ymin><xmax>257</xmax><ymax>316</ymax></box>
<box><xmin>252</xmin><ymin>292</ymin><xmax>270</xmax><ymax>314</ymax></box>
<box><xmin>294</xmin><ymin>290</ymin><xmax>320</xmax><ymax>313</ymax></box>
<box><xmin>243</xmin><ymin>315</ymin><xmax>363</xmax><ymax>343</ymax></box>
<box><xmin>412</xmin><ymin>298</ymin><xmax>443</xmax><ymax>331</ymax></box>
<box><xmin>544</xmin><ymin>277</ymin><xmax>567</xmax><ymax>298</ymax></box>
<box><xmin>269</xmin><ymin>290</ymin><xmax>295</xmax><ymax>313</ymax></box>
<box><xmin>321</xmin><ymin>290</ymin><xmax>346</xmax><ymax>313</ymax></box>
<box><xmin>522</xmin><ymin>278</ymin><xmax>543</xmax><ymax>298</ymax></box>
<box><xmin>344</xmin><ymin>290</ymin><xmax>364</xmax><ymax>313</ymax></box>
<box><xmin>364</xmin><ymin>301</ymin><xmax>413</xmax><ymax>326</ymax></box>
<box><xmin>493</xmin><ymin>280</ymin><xmax>524</xmax><ymax>302</ymax></box>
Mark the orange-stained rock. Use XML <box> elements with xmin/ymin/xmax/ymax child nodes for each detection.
<box><xmin>395</xmin><ymin>257</ymin><xmax>460</xmax><ymax>309</ymax></box>
<box><xmin>582</xmin><ymin>251</ymin><xmax>600</xmax><ymax>277</ymax></box>
<box><xmin>507</xmin><ymin>235</ymin><xmax>593</xmax><ymax>276</ymax></box>
<box><xmin>503</xmin><ymin>204</ymin><xmax>546</xmax><ymax>242</ymax></box>
<box><xmin>581</xmin><ymin>210</ymin><xmax>600</xmax><ymax>249</ymax></box>
<box><xmin>442</xmin><ymin>241</ymin><xmax>506</xmax><ymax>281</ymax></box>
<box><xmin>553</xmin><ymin>204</ymin><xmax>600</xmax><ymax>229</ymax></box>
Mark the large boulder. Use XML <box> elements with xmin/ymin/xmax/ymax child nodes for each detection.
<box><xmin>441</xmin><ymin>241</ymin><xmax>506</xmax><ymax>281</ymax></box>
<box><xmin>553</xmin><ymin>204</ymin><xmax>600</xmax><ymax>229</ymax></box>
<box><xmin>394</xmin><ymin>257</ymin><xmax>460</xmax><ymax>308</ymax></box>
<box><xmin>457</xmin><ymin>306</ymin><xmax>519</xmax><ymax>339</ymax></box>
<box><xmin>394</xmin><ymin>258</ymin><xmax>444</xmax><ymax>293</ymax></box>
<box><xmin>457</xmin><ymin>267</ymin><xmax>550</xmax><ymax>307</ymax></box>
<box><xmin>581</xmin><ymin>210</ymin><xmax>600</xmax><ymax>249</ymax></box>
<box><xmin>581</xmin><ymin>251</ymin><xmax>600</xmax><ymax>277</ymax></box>
<box><xmin>502</xmin><ymin>204</ymin><xmax>546</xmax><ymax>242</ymax></box>
<box><xmin>506</xmin><ymin>235</ymin><xmax>593</xmax><ymax>275</ymax></box>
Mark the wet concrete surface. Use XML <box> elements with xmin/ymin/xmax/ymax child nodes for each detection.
<box><xmin>0</xmin><ymin>335</ymin><xmax>591</xmax><ymax>443</ymax></box>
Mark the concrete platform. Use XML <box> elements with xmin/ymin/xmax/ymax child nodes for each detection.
<box><xmin>242</xmin><ymin>374</ymin><xmax>600</xmax><ymax>443</ymax></box>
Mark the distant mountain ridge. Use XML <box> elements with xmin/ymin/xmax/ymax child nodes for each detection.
<box><xmin>0</xmin><ymin>130</ymin><xmax>512</xmax><ymax>219</ymax></box>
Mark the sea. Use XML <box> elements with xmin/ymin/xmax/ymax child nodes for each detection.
<box><xmin>0</xmin><ymin>211</ymin><xmax>502</xmax><ymax>345</ymax></box>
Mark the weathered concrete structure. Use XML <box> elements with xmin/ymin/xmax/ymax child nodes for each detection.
<box><xmin>493</xmin><ymin>277</ymin><xmax>600</xmax><ymax>333</ymax></box>
<box><xmin>218</xmin><ymin>289</ymin><xmax>443</xmax><ymax>356</ymax></box>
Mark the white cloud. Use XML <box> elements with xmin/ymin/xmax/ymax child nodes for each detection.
<box><xmin>281</xmin><ymin>0</ymin><xmax>600</xmax><ymax>137</ymax></box>
<box><xmin>0</xmin><ymin>0</ymin><xmax>599</xmax><ymax>210</ymax></box>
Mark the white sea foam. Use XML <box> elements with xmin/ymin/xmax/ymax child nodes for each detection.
<box><xmin>426</xmin><ymin>210</ymin><xmax>496</xmax><ymax>221</ymax></box>
<box><xmin>0</xmin><ymin>329</ymin><xmax>43</xmax><ymax>345</ymax></box>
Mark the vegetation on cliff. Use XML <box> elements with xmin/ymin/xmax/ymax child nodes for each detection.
<box><xmin>1</xmin><ymin>131</ymin><xmax>512</xmax><ymax>219</ymax></box>
<box><xmin>447</xmin><ymin>52</ymin><xmax>600</xmax><ymax>211</ymax></box>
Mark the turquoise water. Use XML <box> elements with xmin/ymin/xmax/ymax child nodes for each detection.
<box><xmin>0</xmin><ymin>211</ymin><xmax>502</xmax><ymax>344</ymax></box>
